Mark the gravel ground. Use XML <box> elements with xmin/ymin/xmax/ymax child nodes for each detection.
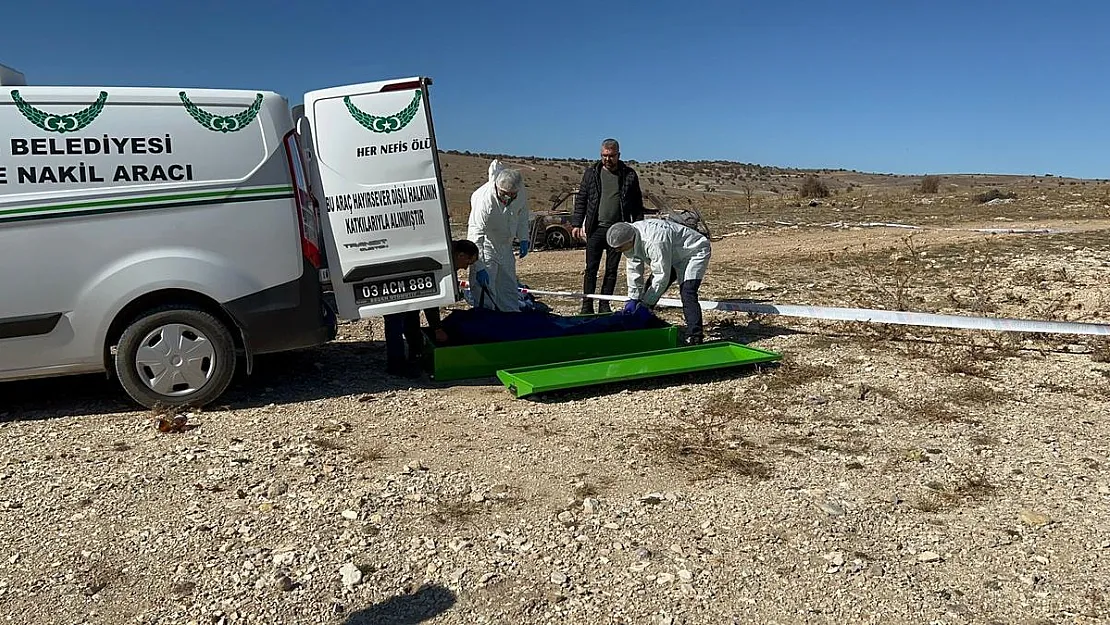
<box><xmin>2</xmin><ymin>222</ymin><xmax>1109</xmax><ymax>625</ymax></box>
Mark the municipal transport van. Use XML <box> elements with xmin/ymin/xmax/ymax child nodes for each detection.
<box><xmin>0</xmin><ymin>64</ymin><xmax>459</xmax><ymax>409</ymax></box>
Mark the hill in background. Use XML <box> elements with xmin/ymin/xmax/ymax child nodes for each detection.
<box><xmin>439</xmin><ymin>150</ymin><xmax>1110</xmax><ymax>230</ymax></box>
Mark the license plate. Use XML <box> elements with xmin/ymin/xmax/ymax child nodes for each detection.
<box><xmin>353</xmin><ymin>273</ymin><xmax>438</xmax><ymax>306</ymax></box>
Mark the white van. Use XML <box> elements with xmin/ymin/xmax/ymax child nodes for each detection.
<box><xmin>0</xmin><ymin>65</ymin><xmax>458</xmax><ymax>409</ymax></box>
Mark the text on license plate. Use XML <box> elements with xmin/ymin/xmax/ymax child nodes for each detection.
<box><xmin>353</xmin><ymin>273</ymin><xmax>438</xmax><ymax>305</ymax></box>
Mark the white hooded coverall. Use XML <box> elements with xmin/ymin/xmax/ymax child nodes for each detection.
<box><xmin>466</xmin><ymin>160</ymin><xmax>531</xmax><ymax>312</ymax></box>
<box><xmin>624</xmin><ymin>218</ymin><xmax>711</xmax><ymax>306</ymax></box>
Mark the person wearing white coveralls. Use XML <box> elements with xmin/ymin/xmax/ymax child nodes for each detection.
<box><xmin>607</xmin><ymin>219</ymin><xmax>712</xmax><ymax>344</ymax></box>
<box><xmin>466</xmin><ymin>160</ymin><xmax>531</xmax><ymax>312</ymax></box>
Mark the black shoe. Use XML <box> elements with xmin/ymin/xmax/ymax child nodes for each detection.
<box><xmin>579</xmin><ymin>304</ymin><xmax>595</xmax><ymax>315</ymax></box>
<box><xmin>683</xmin><ymin>335</ymin><xmax>704</xmax><ymax>346</ymax></box>
<box><xmin>598</xmin><ymin>302</ymin><xmax>612</xmax><ymax>314</ymax></box>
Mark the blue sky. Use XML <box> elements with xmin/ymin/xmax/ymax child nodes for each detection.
<box><xmin>5</xmin><ymin>0</ymin><xmax>1109</xmax><ymax>178</ymax></box>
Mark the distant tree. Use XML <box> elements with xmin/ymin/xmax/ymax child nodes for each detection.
<box><xmin>741</xmin><ymin>182</ymin><xmax>755</xmax><ymax>212</ymax></box>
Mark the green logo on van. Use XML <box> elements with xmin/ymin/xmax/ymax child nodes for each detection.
<box><xmin>345</xmin><ymin>90</ymin><xmax>421</xmax><ymax>134</ymax></box>
<box><xmin>180</xmin><ymin>92</ymin><xmax>263</xmax><ymax>133</ymax></box>
<box><xmin>11</xmin><ymin>90</ymin><xmax>108</xmax><ymax>133</ymax></box>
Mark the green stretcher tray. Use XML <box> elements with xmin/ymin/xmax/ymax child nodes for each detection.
<box><xmin>495</xmin><ymin>341</ymin><xmax>782</xmax><ymax>398</ymax></box>
<box><xmin>422</xmin><ymin>323</ymin><xmax>680</xmax><ymax>382</ymax></box>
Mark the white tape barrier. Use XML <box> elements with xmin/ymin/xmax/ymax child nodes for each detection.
<box><xmin>512</xmin><ymin>287</ymin><xmax>1110</xmax><ymax>337</ymax></box>
<box><xmin>458</xmin><ymin>280</ymin><xmax>1110</xmax><ymax>336</ymax></box>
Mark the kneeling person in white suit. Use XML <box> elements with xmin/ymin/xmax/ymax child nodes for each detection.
<box><xmin>606</xmin><ymin>219</ymin><xmax>712</xmax><ymax>344</ymax></box>
<box><xmin>466</xmin><ymin>160</ymin><xmax>531</xmax><ymax>311</ymax></box>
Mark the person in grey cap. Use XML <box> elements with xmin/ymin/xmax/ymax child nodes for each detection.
<box><xmin>607</xmin><ymin>219</ymin><xmax>712</xmax><ymax>344</ymax></box>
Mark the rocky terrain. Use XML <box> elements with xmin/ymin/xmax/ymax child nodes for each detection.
<box><xmin>2</xmin><ymin>163</ymin><xmax>1110</xmax><ymax>625</ymax></box>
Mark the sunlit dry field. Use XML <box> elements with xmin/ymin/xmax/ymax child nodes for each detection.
<box><xmin>2</xmin><ymin>156</ymin><xmax>1109</xmax><ymax>624</ymax></box>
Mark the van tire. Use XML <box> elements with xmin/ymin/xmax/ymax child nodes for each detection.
<box><xmin>114</xmin><ymin>306</ymin><xmax>237</xmax><ymax>409</ymax></box>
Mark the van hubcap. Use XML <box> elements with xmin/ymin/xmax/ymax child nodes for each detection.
<box><xmin>134</xmin><ymin>323</ymin><xmax>216</xmax><ymax>396</ymax></box>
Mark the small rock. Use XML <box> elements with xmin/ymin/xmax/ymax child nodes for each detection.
<box><xmin>546</xmin><ymin>591</ymin><xmax>566</xmax><ymax>604</ymax></box>
<box><xmin>745</xmin><ymin>281</ymin><xmax>771</xmax><ymax>292</ymax></box>
<box><xmin>273</xmin><ymin>573</ymin><xmax>295</xmax><ymax>592</ymax></box>
<box><xmin>641</xmin><ymin>493</ymin><xmax>665</xmax><ymax>505</ymax></box>
<box><xmin>1019</xmin><ymin>509</ymin><xmax>1052</xmax><ymax>528</ymax></box>
<box><xmin>557</xmin><ymin>511</ymin><xmax>575</xmax><ymax>526</ymax></box>
<box><xmin>655</xmin><ymin>572</ymin><xmax>676</xmax><ymax>585</ymax></box>
<box><xmin>917</xmin><ymin>551</ymin><xmax>943</xmax><ymax>563</ymax></box>
<box><xmin>469</xmin><ymin>492</ymin><xmax>486</xmax><ymax>503</ymax></box>
<box><xmin>341</xmin><ymin>510</ymin><xmax>358</xmax><ymax>520</ymax></box>
<box><xmin>635</xmin><ymin>547</ymin><xmax>652</xmax><ymax>561</ymax></box>
<box><xmin>550</xmin><ymin>572</ymin><xmax>568</xmax><ymax>585</ymax></box>
<box><xmin>677</xmin><ymin>570</ymin><xmax>693</xmax><ymax>582</ymax></box>
<box><xmin>817</xmin><ymin>500</ymin><xmax>846</xmax><ymax>516</ymax></box>
<box><xmin>272</xmin><ymin>551</ymin><xmax>295</xmax><ymax>566</ymax></box>
<box><xmin>478</xmin><ymin>572</ymin><xmax>496</xmax><ymax>585</ymax></box>
<box><xmin>339</xmin><ymin>563</ymin><xmax>362</xmax><ymax>586</ymax></box>
<box><xmin>267</xmin><ymin>481</ymin><xmax>288</xmax><ymax>498</ymax></box>
<box><xmin>582</xmin><ymin>498</ymin><xmax>599</xmax><ymax>514</ymax></box>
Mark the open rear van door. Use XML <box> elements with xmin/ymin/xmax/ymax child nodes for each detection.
<box><xmin>302</xmin><ymin>77</ymin><xmax>457</xmax><ymax>320</ymax></box>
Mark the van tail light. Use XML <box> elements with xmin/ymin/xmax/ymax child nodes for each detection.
<box><xmin>283</xmin><ymin>131</ymin><xmax>323</xmax><ymax>269</ymax></box>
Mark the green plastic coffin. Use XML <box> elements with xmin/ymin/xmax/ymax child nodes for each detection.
<box><xmin>495</xmin><ymin>341</ymin><xmax>782</xmax><ymax>398</ymax></box>
<box><xmin>423</xmin><ymin>325</ymin><xmax>680</xmax><ymax>381</ymax></box>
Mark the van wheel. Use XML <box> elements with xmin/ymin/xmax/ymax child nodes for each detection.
<box><xmin>114</xmin><ymin>306</ymin><xmax>237</xmax><ymax>409</ymax></box>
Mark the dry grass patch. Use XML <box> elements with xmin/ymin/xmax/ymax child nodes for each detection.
<box><xmin>758</xmin><ymin>356</ymin><xmax>835</xmax><ymax>392</ymax></box>
<box><xmin>769</xmin><ymin>432</ymin><xmax>870</xmax><ymax>456</ymax></box>
<box><xmin>308</xmin><ymin>437</ymin><xmax>346</xmax><ymax>451</ymax></box>
<box><xmin>946</xmin><ymin>382</ymin><xmax>1008</xmax><ymax>406</ymax></box>
<box><xmin>644</xmin><ymin>392</ymin><xmax>773</xmax><ymax>481</ymax></box>
<box><xmin>913</xmin><ymin>469</ymin><xmax>996</xmax><ymax>512</ymax></box>
<box><xmin>355</xmin><ymin>443</ymin><xmax>387</xmax><ymax>463</ymax></box>
<box><xmin>895</xmin><ymin>397</ymin><xmax>966</xmax><ymax>423</ymax></box>
<box><xmin>425</xmin><ymin>497</ymin><xmax>483</xmax><ymax>526</ymax></box>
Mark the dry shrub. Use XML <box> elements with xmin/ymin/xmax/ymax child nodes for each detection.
<box><xmin>946</xmin><ymin>382</ymin><xmax>1007</xmax><ymax>406</ymax></box>
<box><xmin>853</xmin><ymin>236</ymin><xmax>928</xmax><ymax>312</ymax></box>
<box><xmin>1092</xmin><ymin>340</ymin><xmax>1110</xmax><ymax>363</ymax></box>
<box><xmin>919</xmin><ymin>175</ymin><xmax>941</xmax><ymax>194</ymax></box>
<box><xmin>799</xmin><ymin>175</ymin><xmax>830</xmax><ymax>199</ymax></box>
<box><xmin>974</xmin><ymin>188</ymin><xmax>1017</xmax><ymax>203</ymax></box>
<box><xmin>355</xmin><ymin>443</ymin><xmax>387</xmax><ymax>463</ymax></box>
<box><xmin>937</xmin><ymin>347</ymin><xmax>993</xmax><ymax>377</ymax></box>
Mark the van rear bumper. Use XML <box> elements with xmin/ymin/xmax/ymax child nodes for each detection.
<box><xmin>224</xmin><ymin>258</ymin><xmax>338</xmax><ymax>356</ymax></box>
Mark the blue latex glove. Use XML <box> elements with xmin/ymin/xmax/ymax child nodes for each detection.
<box><xmin>475</xmin><ymin>268</ymin><xmax>490</xmax><ymax>287</ymax></box>
<box><xmin>518</xmin><ymin>240</ymin><xmax>530</xmax><ymax>258</ymax></box>
<box><xmin>622</xmin><ymin>299</ymin><xmax>643</xmax><ymax>314</ymax></box>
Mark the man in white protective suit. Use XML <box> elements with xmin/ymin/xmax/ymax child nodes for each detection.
<box><xmin>466</xmin><ymin>160</ymin><xmax>531</xmax><ymax>311</ymax></box>
<box><xmin>606</xmin><ymin>219</ymin><xmax>712</xmax><ymax>345</ymax></box>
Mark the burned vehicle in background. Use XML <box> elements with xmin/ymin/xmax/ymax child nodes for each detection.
<box><xmin>528</xmin><ymin>187</ymin><xmax>670</xmax><ymax>251</ymax></box>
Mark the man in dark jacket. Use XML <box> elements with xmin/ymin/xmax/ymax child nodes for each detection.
<box><xmin>570</xmin><ymin>138</ymin><xmax>646</xmax><ymax>314</ymax></box>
